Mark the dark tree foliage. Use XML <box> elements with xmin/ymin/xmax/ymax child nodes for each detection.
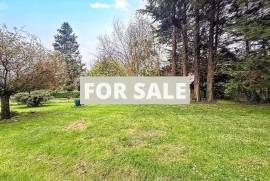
<box><xmin>53</xmin><ymin>22</ymin><xmax>85</xmax><ymax>91</ymax></box>
<box><xmin>142</xmin><ymin>0</ymin><xmax>270</xmax><ymax>103</ymax></box>
<box><xmin>142</xmin><ymin>0</ymin><xmax>186</xmax><ymax>76</ymax></box>
<box><xmin>224</xmin><ymin>0</ymin><xmax>270</xmax><ymax>103</ymax></box>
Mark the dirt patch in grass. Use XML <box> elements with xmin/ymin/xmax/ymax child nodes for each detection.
<box><xmin>132</xmin><ymin>140</ymin><xmax>147</xmax><ymax>147</ymax></box>
<box><xmin>122</xmin><ymin>129</ymin><xmax>165</xmax><ymax>148</ymax></box>
<box><xmin>155</xmin><ymin>144</ymin><xmax>191</xmax><ymax>163</ymax></box>
<box><xmin>120</xmin><ymin>136</ymin><xmax>147</xmax><ymax>148</ymax></box>
<box><xmin>126</xmin><ymin>129</ymin><xmax>165</xmax><ymax>138</ymax></box>
<box><xmin>238</xmin><ymin>156</ymin><xmax>269</xmax><ymax>167</ymax></box>
<box><xmin>127</xmin><ymin>139</ymin><xmax>147</xmax><ymax>148</ymax></box>
<box><xmin>108</xmin><ymin>167</ymin><xmax>139</xmax><ymax>181</ymax></box>
<box><xmin>65</xmin><ymin>121</ymin><xmax>87</xmax><ymax>131</ymax></box>
<box><xmin>73</xmin><ymin>160</ymin><xmax>90</xmax><ymax>176</ymax></box>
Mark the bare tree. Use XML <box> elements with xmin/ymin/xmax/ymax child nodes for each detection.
<box><xmin>96</xmin><ymin>15</ymin><xmax>162</xmax><ymax>76</ymax></box>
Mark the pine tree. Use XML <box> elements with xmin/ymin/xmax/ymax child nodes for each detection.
<box><xmin>178</xmin><ymin>0</ymin><xmax>190</xmax><ymax>76</ymax></box>
<box><xmin>53</xmin><ymin>22</ymin><xmax>84</xmax><ymax>91</ymax></box>
<box><xmin>192</xmin><ymin>0</ymin><xmax>202</xmax><ymax>102</ymax></box>
<box><xmin>143</xmin><ymin>0</ymin><xmax>180</xmax><ymax>76</ymax></box>
<box><xmin>224</xmin><ymin>0</ymin><xmax>270</xmax><ymax>102</ymax></box>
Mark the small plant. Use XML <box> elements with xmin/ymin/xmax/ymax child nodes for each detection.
<box><xmin>14</xmin><ymin>90</ymin><xmax>52</xmax><ymax>107</ymax></box>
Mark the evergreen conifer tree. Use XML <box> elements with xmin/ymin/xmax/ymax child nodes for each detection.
<box><xmin>53</xmin><ymin>22</ymin><xmax>84</xmax><ymax>90</ymax></box>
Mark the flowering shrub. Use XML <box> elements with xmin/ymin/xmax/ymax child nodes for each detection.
<box><xmin>14</xmin><ymin>90</ymin><xmax>52</xmax><ymax>107</ymax></box>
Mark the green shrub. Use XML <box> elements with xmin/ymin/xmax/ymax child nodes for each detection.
<box><xmin>14</xmin><ymin>90</ymin><xmax>52</xmax><ymax>107</ymax></box>
<box><xmin>51</xmin><ymin>90</ymin><xmax>80</xmax><ymax>99</ymax></box>
<box><xmin>51</xmin><ymin>90</ymin><xmax>68</xmax><ymax>98</ymax></box>
<box><xmin>68</xmin><ymin>91</ymin><xmax>80</xmax><ymax>99</ymax></box>
<box><xmin>14</xmin><ymin>92</ymin><xmax>30</xmax><ymax>104</ymax></box>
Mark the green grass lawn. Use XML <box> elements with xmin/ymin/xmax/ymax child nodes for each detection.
<box><xmin>0</xmin><ymin>100</ymin><xmax>269</xmax><ymax>180</ymax></box>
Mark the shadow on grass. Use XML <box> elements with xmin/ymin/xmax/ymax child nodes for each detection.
<box><xmin>0</xmin><ymin>109</ymin><xmax>59</xmax><ymax>125</ymax></box>
<box><xmin>0</xmin><ymin>102</ymin><xmax>68</xmax><ymax>125</ymax></box>
<box><xmin>14</xmin><ymin>103</ymin><xmax>58</xmax><ymax>110</ymax></box>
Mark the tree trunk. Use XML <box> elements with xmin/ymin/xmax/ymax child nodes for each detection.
<box><xmin>213</xmin><ymin>0</ymin><xmax>220</xmax><ymax>73</ymax></box>
<box><xmin>171</xmin><ymin>25</ymin><xmax>177</xmax><ymax>76</ymax></box>
<box><xmin>245</xmin><ymin>2</ymin><xmax>250</xmax><ymax>56</ymax></box>
<box><xmin>246</xmin><ymin>40</ymin><xmax>250</xmax><ymax>55</ymax></box>
<box><xmin>267</xmin><ymin>88</ymin><xmax>270</xmax><ymax>103</ymax></box>
<box><xmin>1</xmin><ymin>94</ymin><xmax>11</xmax><ymax>119</ymax></box>
<box><xmin>207</xmin><ymin>0</ymin><xmax>216</xmax><ymax>102</ymax></box>
<box><xmin>193</xmin><ymin>4</ymin><xmax>201</xmax><ymax>102</ymax></box>
<box><xmin>181</xmin><ymin>27</ymin><xmax>188</xmax><ymax>76</ymax></box>
<box><xmin>262</xmin><ymin>39</ymin><xmax>267</xmax><ymax>57</ymax></box>
<box><xmin>181</xmin><ymin>3</ymin><xmax>188</xmax><ymax>76</ymax></box>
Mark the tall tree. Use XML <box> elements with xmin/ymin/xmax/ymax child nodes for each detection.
<box><xmin>143</xmin><ymin>0</ymin><xmax>180</xmax><ymax>76</ymax></box>
<box><xmin>96</xmin><ymin>16</ymin><xmax>161</xmax><ymax>76</ymax></box>
<box><xmin>142</xmin><ymin>0</ymin><xmax>269</xmax><ymax>103</ymax></box>
<box><xmin>206</xmin><ymin>0</ymin><xmax>225</xmax><ymax>102</ymax></box>
<box><xmin>171</xmin><ymin>25</ymin><xmax>177</xmax><ymax>75</ymax></box>
<box><xmin>206</xmin><ymin>0</ymin><xmax>217</xmax><ymax>102</ymax></box>
<box><xmin>53</xmin><ymin>22</ymin><xmax>84</xmax><ymax>90</ymax></box>
<box><xmin>224</xmin><ymin>0</ymin><xmax>270</xmax><ymax>102</ymax></box>
<box><xmin>178</xmin><ymin>0</ymin><xmax>189</xmax><ymax>76</ymax></box>
<box><xmin>192</xmin><ymin>0</ymin><xmax>202</xmax><ymax>101</ymax></box>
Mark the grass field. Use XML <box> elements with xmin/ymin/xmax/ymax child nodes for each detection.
<box><xmin>0</xmin><ymin>100</ymin><xmax>269</xmax><ymax>180</ymax></box>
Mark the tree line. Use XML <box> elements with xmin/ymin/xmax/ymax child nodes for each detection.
<box><xmin>140</xmin><ymin>0</ymin><xmax>269</xmax><ymax>102</ymax></box>
<box><xmin>90</xmin><ymin>0</ymin><xmax>269</xmax><ymax>103</ymax></box>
